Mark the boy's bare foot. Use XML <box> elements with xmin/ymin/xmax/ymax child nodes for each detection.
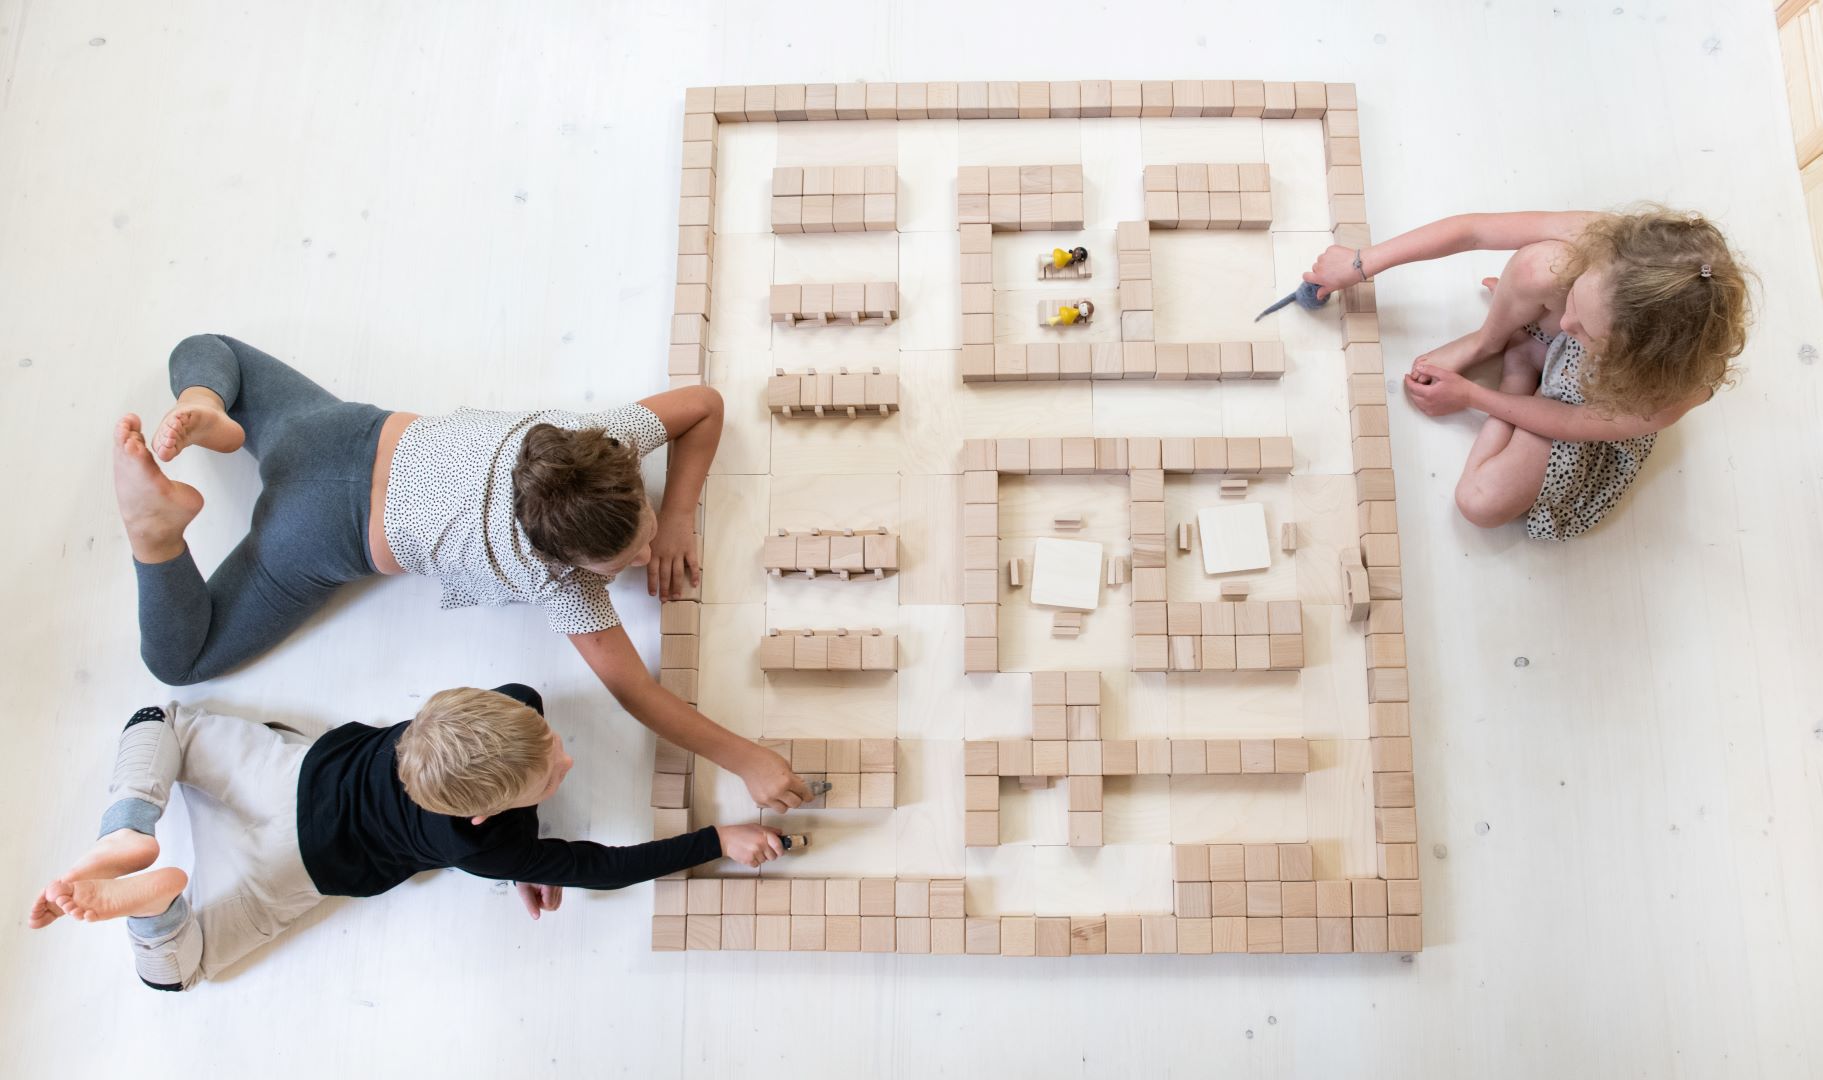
<box><xmin>28</xmin><ymin>830</ymin><xmax>161</xmax><ymax>928</ymax></box>
<box><xmin>49</xmin><ymin>867</ymin><xmax>188</xmax><ymax>922</ymax></box>
<box><xmin>153</xmin><ymin>388</ymin><xmax>244</xmax><ymax>461</ymax></box>
<box><xmin>113</xmin><ymin>415</ymin><xmax>203</xmax><ymax>564</ymax></box>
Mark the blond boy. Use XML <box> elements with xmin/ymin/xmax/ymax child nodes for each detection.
<box><xmin>28</xmin><ymin>684</ymin><xmax>781</xmax><ymax>989</ymax></box>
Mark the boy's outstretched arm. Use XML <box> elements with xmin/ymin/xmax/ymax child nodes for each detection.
<box><xmin>638</xmin><ymin>385</ymin><xmax>723</xmax><ymax>600</ymax></box>
<box><xmin>1305</xmin><ymin>211</ymin><xmax>1603</xmax><ymax>297</ymax></box>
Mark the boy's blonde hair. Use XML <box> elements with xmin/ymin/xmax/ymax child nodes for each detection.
<box><xmin>397</xmin><ymin>688</ymin><xmax>552</xmax><ymax>817</ymax></box>
<box><xmin>1561</xmin><ymin>206</ymin><xmax>1752</xmax><ymax>417</ymax></box>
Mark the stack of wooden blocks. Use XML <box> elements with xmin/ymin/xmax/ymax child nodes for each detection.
<box><xmin>650</xmin><ymin>735</ymin><xmax>695</xmax><ymax>848</ymax></box>
<box><xmin>770</xmin><ymin>165</ymin><xmax>898</xmax><ymax>234</ymax></box>
<box><xmin>1166</xmin><ymin>842</ymin><xmax>1415</xmax><ymax>953</ymax></box>
<box><xmin>670</xmin><ymin>109</ymin><xmax>719</xmax><ymax>389</ymax></box>
<box><xmin>1116</xmin><ymin>220</ymin><xmax>1154</xmax><ymax>346</ymax></box>
<box><xmin>759</xmin><ymin>738</ymin><xmax>898</xmax><ymax>809</ymax></box>
<box><xmin>761</xmin><ymin>527</ymin><xmax>898</xmax><ymax>580</ymax></box>
<box><xmin>758</xmin><ymin>628</ymin><xmax>899</xmax><ymax>672</ymax></box>
<box><xmin>964</xmin><ymin>730</ymin><xmax>1313</xmax><ymax>848</ymax></box>
<box><xmin>961</xmin><ymin>462</ymin><xmax>1001</xmax><ymax>674</ymax></box>
<box><xmin>1142</xmin><ymin>163</ymin><xmax>1272</xmax><ymax>230</ymax></box>
<box><xmin>1133</xmin><ymin>599</ymin><xmax>1306</xmax><ymax>673</ymax></box>
<box><xmin>706</xmin><ymin>79</ymin><xmax>1331</xmax><ymax>125</ymax></box>
<box><xmin>657</xmin><ymin>600</ymin><xmax>701</xmax><ymax>707</ymax></box>
<box><xmin>1039</xmin><ymin>671</ymin><xmax>1106</xmax><ymax>846</ymax></box>
<box><xmin>765</xmin><ymin>367</ymin><xmax>899</xmax><ymax>418</ymax></box>
<box><xmin>955</xmin><ymin>163</ymin><xmax>1084</xmax><ymax>232</ymax></box>
<box><xmin>769</xmin><ymin>282</ymin><xmax>899</xmax><ymax>327</ymax></box>
<box><xmin>654</xmin><ymin>876</ymin><xmax>970</xmax><ymax>953</ymax></box>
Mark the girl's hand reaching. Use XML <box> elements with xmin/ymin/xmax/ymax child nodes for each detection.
<box><xmin>646</xmin><ymin>518</ymin><xmax>701</xmax><ymax>600</ymax></box>
<box><xmin>1404</xmin><ymin>360</ymin><xmax>1474</xmax><ymax>417</ymax></box>
<box><xmin>1303</xmin><ymin>244</ymin><xmax>1367</xmax><ymax>300</ymax></box>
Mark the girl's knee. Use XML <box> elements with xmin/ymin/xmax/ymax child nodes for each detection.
<box><xmin>1454</xmin><ymin>481</ymin><xmax>1526</xmax><ymax>530</ymax></box>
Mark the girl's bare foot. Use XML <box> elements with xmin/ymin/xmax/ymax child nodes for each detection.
<box><xmin>49</xmin><ymin>867</ymin><xmax>188</xmax><ymax>922</ymax></box>
<box><xmin>1483</xmin><ymin>276</ymin><xmax>1499</xmax><ymax>292</ymax></box>
<box><xmin>113</xmin><ymin>415</ymin><xmax>203</xmax><ymax>564</ymax></box>
<box><xmin>29</xmin><ymin>830</ymin><xmax>161</xmax><ymax>928</ymax></box>
<box><xmin>1411</xmin><ymin>330</ymin><xmax>1490</xmax><ymax>380</ymax></box>
<box><xmin>153</xmin><ymin>387</ymin><xmax>244</xmax><ymax>461</ymax></box>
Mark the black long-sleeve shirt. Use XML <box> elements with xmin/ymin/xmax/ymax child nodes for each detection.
<box><xmin>295</xmin><ymin>720</ymin><xmax>720</xmax><ymax>898</ymax></box>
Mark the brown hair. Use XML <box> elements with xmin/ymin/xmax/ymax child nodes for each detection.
<box><xmin>397</xmin><ymin>688</ymin><xmax>552</xmax><ymax>817</ymax></box>
<box><xmin>1560</xmin><ymin>206</ymin><xmax>1752</xmax><ymax>417</ymax></box>
<box><xmin>512</xmin><ymin>424</ymin><xmax>647</xmax><ymax>564</ymax></box>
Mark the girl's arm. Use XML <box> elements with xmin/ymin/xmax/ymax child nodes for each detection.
<box><xmin>1305</xmin><ymin>211</ymin><xmax>1603</xmax><ymax>297</ymax></box>
<box><xmin>637</xmin><ymin>385</ymin><xmax>723</xmax><ymax>599</ymax></box>
<box><xmin>568</xmin><ymin>626</ymin><xmax>811</xmax><ymax>813</ymax></box>
<box><xmin>1466</xmin><ymin>383</ymin><xmax>1698</xmax><ymax>442</ymax></box>
<box><xmin>1405</xmin><ymin>361</ymin><xmax>1702</xmax><ymax>441</ymax></box>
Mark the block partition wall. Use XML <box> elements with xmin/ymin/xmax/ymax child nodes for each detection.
<box><xmin>654</xmin><ymin>79</ymin><xmax>1417</xmax><ymax>956</ymax></box>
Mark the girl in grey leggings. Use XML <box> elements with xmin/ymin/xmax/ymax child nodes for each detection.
<box><xmin>122</xmin><ymin>335</ymin><xmax>389</xmax><ymax>685</ymax></box>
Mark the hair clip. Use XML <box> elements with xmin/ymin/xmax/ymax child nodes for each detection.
<box><xmin>1700</xmin><ymin>264</ymin><xmax>1712</xmax><ymax>278</ymax></box>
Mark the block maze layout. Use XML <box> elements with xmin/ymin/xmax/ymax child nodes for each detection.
<box><xmin>653</xmin><ymin>78</ymin><xmax>1416</xmax><ymax>956</ymax></box>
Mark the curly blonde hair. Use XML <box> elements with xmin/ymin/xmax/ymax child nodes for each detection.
<box><xmin>1560</xmin><ymin>206</ymin><xmax>1752</xmax><ymax>417</ymax></box>
<box><xmin>396</xmin><ymin>688</ymin><xmax>552</xmax><ymax>817</ymax></box>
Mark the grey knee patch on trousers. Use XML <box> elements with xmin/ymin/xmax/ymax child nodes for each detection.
<box><xmin>128</xmin><ymin>893</ymin><xmax>201</xmax><ymax>990</ymax></box>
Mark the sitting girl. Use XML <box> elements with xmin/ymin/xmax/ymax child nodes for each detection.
<box><xmin>1303</xmin><ymin>207</ymin><xmax>1751</xmax><ymax>539</ymax></box>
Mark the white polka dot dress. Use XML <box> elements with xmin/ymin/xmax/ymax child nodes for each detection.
<box><xmin>382</xmin><ymin>403</ymin><xmax>669</xmax><ymax>633</ymax></box>
<box><xmin>1521</xmin><ymin>325</ymin><xmax>1656</xmax><ymax>542</ymax></box>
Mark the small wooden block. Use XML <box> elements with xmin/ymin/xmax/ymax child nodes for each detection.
<box><xmin>964</xmin><ymin>810</ymin><xmax>1001</xmax><ymax>847</ymax></box>
<box><xmin>1240</xmin><ymin>738</ymin><xmax>1276</xmax><ymax>774</ymax></box>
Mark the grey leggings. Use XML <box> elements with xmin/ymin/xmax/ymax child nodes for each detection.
<box><xmin>135</xmin><ymin>335</ymin><xmax>387</xmax><ymax>685</ymax></box>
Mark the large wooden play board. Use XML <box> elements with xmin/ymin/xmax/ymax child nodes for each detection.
<box><xmin>648</xmin><ymin>79</ymin><xmax>1418</xmax><ymax>956</ymax></box>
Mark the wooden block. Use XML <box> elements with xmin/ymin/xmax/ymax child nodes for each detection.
<box><xmin>963</xmin><ymin>637</ymin><xmax>998</xmax><ymax>673</ymax></box>
<box><xmin>965</xmin><ymin>774</ymin><xmax>1002</xmax><ymax>814</ymax></box>
<box><xmin>1245</xmin><ymin>917</ymin><xmax>1283</xmax><ymax>954</ymax></box>
<box><xmin>1169</xmin><ymin>635</ymin><xmax>1201</xmax><ymax>671</ymax></box>
<box><xmin>1060</xmin><ymin>437</ymin><xmax>1096</xmax><ymax>475</ymax></box>
<box><xmin>1140</xmin><ymin>79</ymin><xmax>1172</xmax><ymax>116</ymax></box>
<box><xmin>1261</xmin><ymin>80</ymin><xmax>1296</xmax><ymax>118</ymax></box>
<box><xmin>1169</xmin><ymin>738</ymin><xmax>1206</xmax><ymax>775</ymax></box>
<box><xmin>1000</xmin><ymin>915</ymin><xmax>1037</xmax><ymax>956</ymax></box>
<box><xmin>859</xmin><ymin>915</ymin><xmax>896</xmax><ymax>953</ymax></box>
<box><xmin>1133</xmin><ymin>567</ymin><xmax>1168</xmax><ymax>602</ymax></box>
<box><xmin>1144</xmin><ymin>189</ymin><xmax>1178</xmax><ymax>228</ymax></box>
<box><xmin>965</xmin><ymin>917</ymin><xmax>1000</xmax><ymax>954</ymax></box>
<box><xmin>649</xmin><ymin>770</ymin><xmax>691</xmax><ymax>809</ymax></box>
<box><xmin>1293</xmin><ymin>80</ymin><xmax>1327</xmax><ymax>119</ymax></box>
<box><xmin>1174</xmin><ymin>843</ymin><xmax>1212</xmax><ymax>882</ymax></box>
<box><xmin>1133</xmin><ymin>635</ymin><xmax>1168</xmax><ymax>672</ymax></box>
<box><xmin>859</xmin><ymin>772</ymin><xmax>895</xmax><ymax>808</ymax></box>
<box><xmin>964</xmin><ymin>810</ymin><xmax>1001</xmax><ymax>848</ymax></box>
<box><xmin>1079</xmin><ymin>79</ymin><xmax>1113</xmax><ymax>118</ymax></box>
<box><xmin>1377</xmin><ymin>806</ymin><xmax>1419</xmax><ymax>845</ymax></box>
<box><xmin>1096</xmin><ymin>739</ymin><xmax>1134</xmax><ymax>776</ymax></box>
<box><xmin>652</xmin><ymin>914</ymin><xmax>687</xmax><ymax>951</ymax></box>
<box><xmin>1065</xmin><ymin>705</ymin><xmax>1101</xmax><ymax>741</ymax></box>
<box><xmin>1109</xmin><ymin>79</ymin><xmax>1142</xmax><ymax>117</ymax></box>
<box><xmin>1236</xmin><ymin>737</ymin><xmax>1275</xmax><ymax>775</ymax></box>
<box><xmin>987</xmin><ymin>80</ymin><xmax>1018</xmax><ymax>119</ymax></box>
<box><xmin>1246</xmin><ymin>881</ymin><xmax>1282</xmax><ymax>918</ymax></box>
<box><xmin>1159</xmin><ymin>437</ymin><xmax>1194</xmax><ymax>473</ymax></box>
<box><xmin>1175</xmin><ymin>881</ymin><xmax>1213</xmax><ymax>920</ymax></box>
<box><xmin>1067</xmin><ymin>739</ymin><xmax>1103</xmax><ymax>776</ymax></box>
<box><xmin>804</xmin><ymin>82</ymin><xmax>838</xmax><ymax>120</ymax></box>
<box><xmin>1235</xmin><ymin>634</ymin><xmax>1270</xmax><ymax>669</ymax></box>
<box><xmin>1380</xmin><ymin>843</ymin><xmax>1421</xmax><ymax>880</ymax></box>
<box><xmin>989</xmin><ymin>738</ymin><xmax>1031</xmax><ymax>778</ymax></box>
<box><xmin>1203</xmin><ymin>738</ymin><xmax>1240</xmax><ymax>773</ymax></box>
<box><xmin>1274</xmin><ymin>737</ymin><xmax>1310</xmax><ymax>773</ymax></box>
<box><xmin>1028</xmin><ymin>437</ymin><xmax>1064</xmax><ymax>474</ymax></box>
<box><xmin>1029</xmin><ymin>740</ymin><xmax>1066</xmax><ymax>777</ymax></box>
<box><xmin>1244</xmin><ymin>844</ymin><xmax>1280</xmax><ymax>882</ymax></box>
<box><xmin>1280</xmin><ymin>880</ymin><xmax>1318</xmax><ymax>919</ymax></box>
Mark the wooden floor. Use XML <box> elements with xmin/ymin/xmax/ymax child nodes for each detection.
<box><xmin>1</xmin><ymin>2</ymin><xmax>1818</xmax><ymax>1076</ymax></box>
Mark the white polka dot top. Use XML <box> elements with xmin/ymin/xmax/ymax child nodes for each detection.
<box><xmin>382</xmin><ymin>403</ymin><xmax>669</xmax><ymax>634</ymax></box>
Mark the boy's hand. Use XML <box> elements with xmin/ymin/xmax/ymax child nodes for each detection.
<box><xmin>1303</xmin><ymin>245</ymin><xmax>1365</xmax><ymax>300</ymax></box>
<box><xmin>646</xmin><ymin>519</ymin><xmax>702</xmax><ymax>601</ymax></box>
<box><xmin>742</xmin><ymin>746</ymin><xmax>813</xmax><ymax>813</ymax></box>
<box><xmin>1404</xmin><ymin>361</ymin><xmax>1473</xmax><ymax>416</ymax></box>
<box><xmin>516</xmin><ymin>882</ymin><xmax>563</xmax><ymax>920</ymax></box>
<box><xmin>715</xmin><ymin>824</ymin><xmax>786</xmax><ymax>868</ymax></box>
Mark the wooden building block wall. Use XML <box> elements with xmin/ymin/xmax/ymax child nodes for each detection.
<box><xmin>770</xmin><ymin>281</ymin><xmax>899</xmax><ymax>326</ymax></box>
<box><xmin>766</xmin><ymin>366</ymin><xmax>900</xmax><ymax>418</ymax></box>
<box><xmin>770</xmin><ymin>165</ymin><xmax>898</xmax><ymax>234</ymax></box>
<box><xmin>668</xmin><ymin>79</ymin><xmax>1420</xmax><ymax>957</ymax></box>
